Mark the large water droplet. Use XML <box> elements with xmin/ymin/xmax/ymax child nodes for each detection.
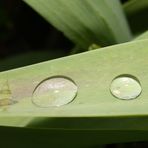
<box><xmin>32</xmin><ymin>76</ymin><xmax>78</xmax><ymax>107</ymax></box>
<box><xmin>110</xmin><ymin>75</ymin><xmax>142</xmax><ymax>100</ymax></box>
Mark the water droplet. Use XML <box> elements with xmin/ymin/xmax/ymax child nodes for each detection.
<box><xmin>32</xmin><ymin>76</ymin><xmax>78</xmax><ymax>107</ymax></box>
<box><xmin>110</xmin><ymin>75</ymin><xmax>142</xmax><ymax>100</ymax></box>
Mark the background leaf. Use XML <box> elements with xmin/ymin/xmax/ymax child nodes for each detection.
<box><xmin>0</xmin><ymin>50</ymin><xmax>66</xmax><ymax>72</ymax></box>
<box><xmin>124</xmin><ymin>0</ymin><xmax>148</xmax><ymax>34</ymax></box>
<box><xmin>24</xmin><ymin>0</ymin><xmax>132</xmax><ymax>49</ymax></box>
<box><xmin>0</xmin><ymin>126</ymin><xmax>148</xmax><ymax>148</ymax></box>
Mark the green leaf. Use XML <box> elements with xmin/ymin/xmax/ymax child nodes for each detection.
<box><xmin>1</xmin><ymin>39</ymin><xmax>148</xmax><ymax>146</ymax></box>
<box><xmin>1</xmin><ymin>126</ymin><xmax>148</xmax><ymax>147</ymax></box>
<box><xmin>0</xmin><ymin>39</ymin><xmax>148</xmax><ymax>119</ymax></box>
<box><xmin>24</xmin><ymin>0</ymin><xmax>132</xmax><ymax>49</ymax></box>
<box><xmin>124</xmin><ymin>0</ymin><xmax>148</xmax><ymax>34</ymax></box>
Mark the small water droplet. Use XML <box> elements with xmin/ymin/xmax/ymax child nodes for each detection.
<box><xmin>110</xmin><ymin>75</ymin><xmax>142</xmax><ymax>100</ymax></box>
<box><xmin>32</xmin><ymin>76</ymin><xmax>78</xmax><ymax>107</ymax></box>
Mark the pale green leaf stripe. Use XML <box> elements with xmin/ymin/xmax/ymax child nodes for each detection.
<box><xmin>24</xmin><ymin>0</ymin><xmax>132</xmax><ymax>49</ymax></box>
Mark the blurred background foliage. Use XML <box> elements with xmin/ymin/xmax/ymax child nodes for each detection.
<box><xmin>0</xmin><ymin>0</ymin><xmax>74</xmax><ymax>71</ymax></box>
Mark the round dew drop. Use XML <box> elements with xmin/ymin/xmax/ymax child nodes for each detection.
<box><xmin>32</xmin><ymin>76</ymin><xmax>78</xmax><ymax>107</ymax></box>
<box><xmin>110</xmin><ymin>75</ymin><xmax>142</xmax><ymax>100</ymax></box>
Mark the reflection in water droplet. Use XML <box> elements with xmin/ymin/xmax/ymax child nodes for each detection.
<box><xmin>32</xmin><ymin>76</ymin><xmax>78</xmax><ymax>107</ymax></box>
<box><xmin>110</xmin><ymin>75</ymin><xmax>142</xmax><ymax>100</ymax></box>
